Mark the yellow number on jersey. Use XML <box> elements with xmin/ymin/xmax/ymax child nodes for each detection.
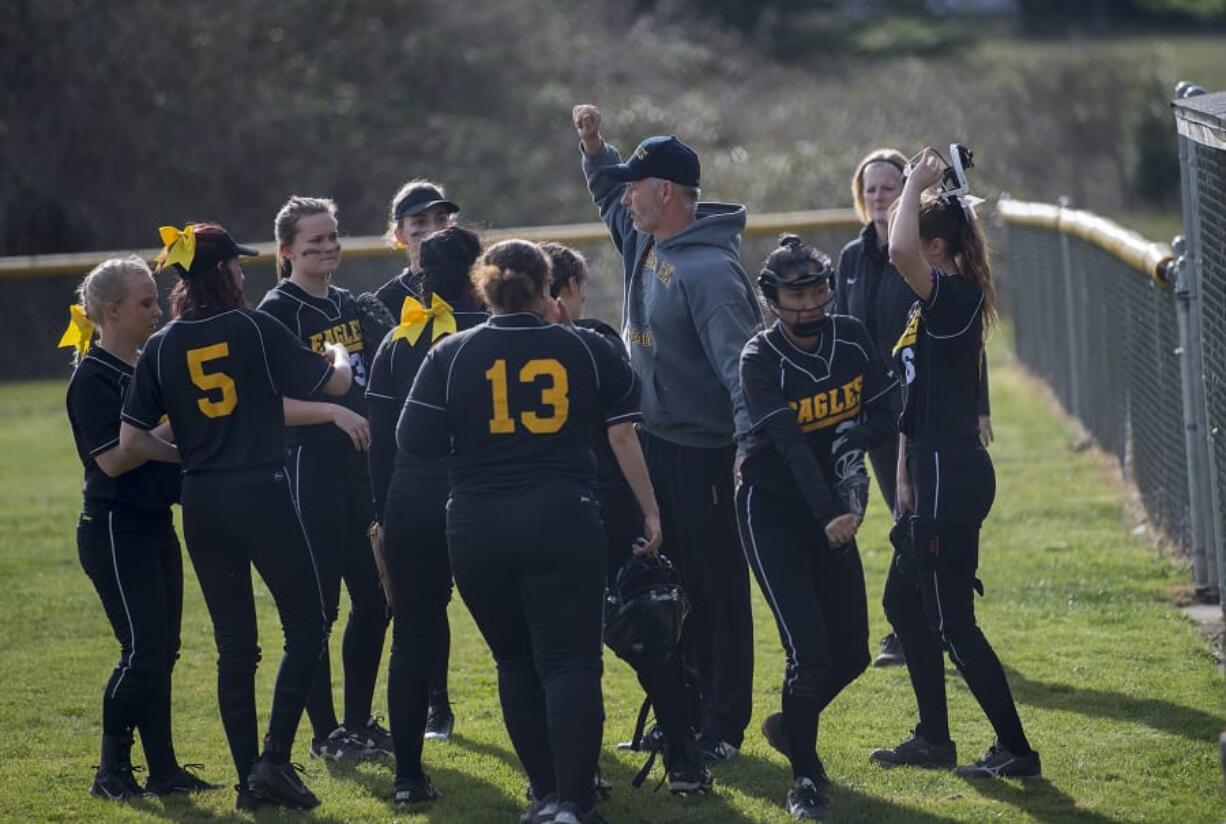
<box><xmin>485</xmin><ymin>360</ymin><xmax>516</xmax><ymax>434</ymax></box>
<box><xmin>186</xmin><ymin>343</ymin><xmax>238</xmax><ymax>418</ymax></box>
<box><xmin>484</xmin><ymin>358</ymin><xmax>570</xmax><ymax>434</ymax></box>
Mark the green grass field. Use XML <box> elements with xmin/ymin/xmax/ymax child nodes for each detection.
<box><xmin>0</xmin><ymin>344</ymin><xmax>1223</xmax><ymax>823</ymax></box>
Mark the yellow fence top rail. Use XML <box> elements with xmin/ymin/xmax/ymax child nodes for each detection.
<box><xmin>0</xmin><ymin>209</ymin><xmax>862</xmax><ymax>279</ymax></box>
<box><xmin>997</xmin><ymin>197</ymin><xmax>1173</xmax><ymax>286</ymax></box>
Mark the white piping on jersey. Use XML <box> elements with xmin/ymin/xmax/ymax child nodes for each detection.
<box><xmin>764</xmin><ymin>334</ymin><xmax>828</xmax><ymax>384</ymax></box>
<box><xmin>605</xmin><ymin>411</ymin><xmax>640</xmax><ymax>425</ymax></box>
<box><xmin>82</xmin><ymin>352</ymin><xmax>129</xmax><ymax>377</ymax></box>
<box><xmin>560</xmin><ymin>325</ymin><xmax>602</xmax><ymax>392</ymax></box>
<box><xmin>366</xmin><ymin>390</ymin><xmax>397</xmax><ymax>402</ymax></box>
<box><xmin>407</xmin><ymin>398</ymin><xmax>446</xmax><ymax>412</ymax></box>
<box><xmin>932</xmin><ymin>451</ymin><xmax>940</xmax><ymax>520</ymax></box>
<box><xmin>444</xmin><ymin>330</ymin><xmax>481</xmax><ymax>405</ymax></box>
<box><xmin>748</xmin><ymin>405</ymin><xmax>792</xmax><ymax>430</ymax></box>
<box><xmin>107</xmin><ymin>511</ymin><xmax>137</xmax><ymax>699</ymax></box>
<box><xmin>236</xmin><ymin>311</ymin><xmax>282</xmax><ymax>394</ymax></box>
<box><xmin>90</xmin><ymin>437</ymin><xmax>120</xmax><ymax>456</ymax></box>
<box><xmin>925</xmin><ymin>292</ymin><xmax>984</xmax><ymax>340</ymax></box>
<box><xmin>271</xmin><ymin>282</ymin><xmax>344</xmax><ymax>322</ymax></box>
<box><xmin>740</xmin><ymin>485</ymin><xmax>801</xmax><ymax>693</ymax></box>
<box><xmin>864</xmin><ymin>376</ymin><xmax>901</xmax><ymax>406</ymax></box>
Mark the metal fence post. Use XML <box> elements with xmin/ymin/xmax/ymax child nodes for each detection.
<box><xmin>1173</xmin><ymin>81</ymin><xmax>1223</xmax><ymax>605</ymax></box>
<box><xmin>1171</xmin><ymin>235</ymin><xmax>1217</xmax><ymax>601</ymax></box>
<box><xmin>1057</xmin><ymin>197</ymin><xmax>1083</xmax><ymax>420</ymax></box>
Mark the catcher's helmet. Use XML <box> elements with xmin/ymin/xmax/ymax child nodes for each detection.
<box><xmin>757</xmin><ymin>235</ymin><xmax>835</xmax><ymax>304</ymax></box>
<box><xmin>604</xmin><ymin>553</ymin><xmax>689</xmax><ymax>666</ymax></box>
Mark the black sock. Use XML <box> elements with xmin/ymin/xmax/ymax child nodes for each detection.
<box><xmin>262</xmin><ymin>733</ymin><xmax>291</xmax><ymax>766</ymax></box>
<box><xmin>136</xmin><ymin>674</ymin><xmax>178</xmax><ymax>781</ymax></box>
<box><xmin>782</xmin><ymin>692</ymin><xmax>822</xmax><ymax>780</ymax></box>
<box><xmin>305</xmin><ymin>646</ymin><xmax>339</xmax><ymax>740</ymax></box>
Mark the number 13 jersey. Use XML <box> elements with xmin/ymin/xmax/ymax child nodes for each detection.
<box><xmin>398</xmin><ymin>312</ymin><xmax>639</xmax><ymax>494</ymax></box>
<box><xmin>122</xmin><ymin>308</ymin><xmax>335</xmax><ymax>473</ymax></box>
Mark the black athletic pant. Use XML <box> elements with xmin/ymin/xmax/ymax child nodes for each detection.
<box><xmin>882</xmin><ymin>444</ymin><xmax>1031</xmax><ymax>755</ymax></box>
<box><xmin>384</xmin><ymin>471</ymin><xmax>454</xmax><ymax>780</ymax></box>
<box><xmin>77</xmin><ymin>508</ymin><xmax>183</xmax><ymax>781</ymax></box>
<box><xmin>640</xmin><ymin>431</ymin><xmax>753</xmax><ymax>748</ymax></box>
<box><xmin>868</xmin><ymin>439</ymin><xmax>899</xmax><ymax>514</ymax></box>
<box><xmin>289</xmin><ymin>441</ymin><xmax>389</xmax><ymax>738</ymax></box>
<box><xmin>448</xmin><ymin>481</ymin><xmax>606</xmax><ymax>811</ymax></box>
<box><xmin>736</xmin><ymin>485</ymin><xmax>870</xmax><ymax>780</ymax></box>
<box><xmin>598</xmin><ymin>484</ymin><xmax>691</xmax><ymax>749</ymax></box>
<box><xmin>181</xmin><ymin>466</ymin><xmax>327</xmax><ymax>784</ymax></box>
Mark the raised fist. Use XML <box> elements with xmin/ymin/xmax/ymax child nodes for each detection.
<box><xmin>572</xmin><ymin>104</ymin><xmax>604</xmax><ymax>155</ymax></box>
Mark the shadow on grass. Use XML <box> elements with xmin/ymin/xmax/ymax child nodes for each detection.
<box><xmin>455</xmin><ymin>732</ymin><xmax>763</xmax><ymax>822</ymax></box>
<box><xmin>713</xmin><ymin>751</ymin><xmax>963</xmax><ymax>823</ymax></box>
<box><xmin>314</xmin><ymin>754</ymin><xmax>518</xmax><ymax>822</ymax></box>
<box><xmin>956</xmin><ymin>776</ymin><xmax>1124</xmax><ymax>824</ymax></box>
<box><xmin>137</xmin><ymin>787</ymin><xmax>353</xmax><ymax>824</ymax></box>
<box><xmin>1004</xmin><ymin>665</ymin><xmax>1223</xmax><ymax>743</ymax></box>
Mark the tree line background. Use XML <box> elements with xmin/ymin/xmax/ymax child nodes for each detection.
<box><xmin>3</xmin><ymin>0</ymin><xmax>1225</xmax><ymax>261</ymax></box>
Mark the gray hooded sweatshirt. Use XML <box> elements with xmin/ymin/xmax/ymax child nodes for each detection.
<box><xmin>583</xmin><ymin>143</ymin><xmax>762</xmax><ymax>448</ymax></box>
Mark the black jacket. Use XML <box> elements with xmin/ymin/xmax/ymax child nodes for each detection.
<box><xmin>835</xmin><ymin>222</ymin><xmax>989</xmax><ymax>416</ymax></box>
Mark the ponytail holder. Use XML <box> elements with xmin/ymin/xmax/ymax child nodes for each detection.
<box><xmin>155</xmin><ymin>225</ymin><xmax>196</xmax><ymax>272</ymax></box>
<box><xmin>391</xmin><ymin>293</ymin><xmax>456</xmax><ymax>346</ymax></box>
<box><xmin>956</xmin><ymin>194</ymin><xmax>985</xmax><ymax>220</ymax></box>
<box><xmin>58</xmin><ymin>304</ymin><xmax>95</xmax><ymax>358</ymax></box>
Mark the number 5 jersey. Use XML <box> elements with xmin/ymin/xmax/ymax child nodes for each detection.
<box><xmin>121</xmin><ymin>308</ymin><xmax>334</xmax><ymax>472</ymax></box>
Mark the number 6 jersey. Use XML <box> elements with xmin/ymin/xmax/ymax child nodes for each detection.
<box><xmin>397</xmin><ymin>312</ymin><xmax>639</xmax><ymax>494</ymax></box>
<box><xmin>122</xmin><ymin>308</ymin><xmax>335</xmax><ymax>473</ymax></box>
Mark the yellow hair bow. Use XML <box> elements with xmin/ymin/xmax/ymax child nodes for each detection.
<box><xmin>156</xmin><ymin>225</ymin><xmax>196</xmax><ymax>271</ymax></box>
<box><xmin>58</xmin><ymin>304</ymin><xmax>95</xmax><ymax>357</ymax></box>
<box><xmin>391</xmin><ymin>293</ymin><xmax>456</xmax><ymax>346</ymax></box>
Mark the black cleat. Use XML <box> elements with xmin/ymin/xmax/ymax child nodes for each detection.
<box><xmin>762</xmin><ymin>713</ymin><xmax>831</xmax><ymax>788</ymax></box>
<box><xmin>424</xmin><ymin>704</ymin><xmax>455</xmax><ymax>741</ymax></box>
<box><xmin>547</xmin><ymin>801</ymin><xmax>607</xmax><ymax>824</ymax></box>
<box><xmin>786</xmin><ymin>776</ymin><xmax>829</xmax><ymax>820</ymax></box>
<box><xmin>954</xmin><ymin>743</ymin><xmax>1041</xmax><ymax>779</ymax></box>
<box><xmin>145</xmin><ymin>763</ymin><xmax>224</xmax><ymax>796</ymax></box>
<box><xmin>349</xmin><ymin>716</ymin><xmax>394</xmax><ymax>755</ymax></box>
<box><xmin>695</xmin><ymin>735</ymin><xmax>739</xmax><ymax>764</ymax></box>
<box><xmin>246</xmin><ymin>758</ymin><xmax>320</xmax><ymax>809</ymax></box>
<box><xmin>873</xmin><ymin>632</ymin><xmax>906</xmax><ymax>667</ymax></box>
<box><xmin>234</xmin><ymin>784</ymin><xmax>267</xmax><ymax>811</ymax></box>
<box><xmin>310</xmin><ymin>725</ymin><xmax>379</xmax><ymax>761</ymax></box>
<box><xmin>90</xmin><ymin>764</ymin><xmax>148</xmax><ymax>800</ymax></box>
<box><xmin>521</xmin><ymin>790</ymin><xmax>559</xmax><ymax>823</ymax></box>
<box><xmin>869</xmin><ymin>732</ymin><xmax>956</xmax><ymax>769</ymax></box>
<box><xmin>392</xmin><ymin>773</ymin><xmax>442</xmax><ymax>805</ymax></box>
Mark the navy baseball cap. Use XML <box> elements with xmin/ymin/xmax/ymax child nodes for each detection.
<box><xmin>393</xmin><ymin>185</ymin><xmax>460</xmax><ymax>220</ymax></box>
<box><xmin>603</xmin><ymin>135</ymin><xmax>701</xmax><ymax>187</ymax></box>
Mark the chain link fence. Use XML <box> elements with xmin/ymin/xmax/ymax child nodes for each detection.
<box><xmin>1001</xmin><ymin>205</ymin><xmax>1189</xmax><ymax>550</ymax></box>
<box><xmin>1004</xmin><ymin>84</ymin><xmax>1226</xmax><ymax>611</ymax></box>
<box><xmin>1173</xmin><ymin>87</ymin><xmax>1226</xmax><ymax>611</ymax></box>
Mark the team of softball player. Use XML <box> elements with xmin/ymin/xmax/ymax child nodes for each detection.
<box><xmin>62</xmin><ymin>102</ymin><xmax>1038</xmax><ymax>822</ymax></box>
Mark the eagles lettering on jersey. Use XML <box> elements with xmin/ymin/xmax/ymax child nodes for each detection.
<box><xmin>308</xmin><ymin>319</ymin><xmax>363</xmax><ymax>355</ymax></box>
<box><xmin>257</xmin><ymin>280</ymin><xmax>370</xmax><ymax>445</ymax></box>
<box><xmin>739</xmin><ymin>316</ymin><xmax>897</xmax><ymax>521</ymax></box>
<box><xmin>790</xmin><ymin>375</ymin><xmax>864</xmax><ymax>432</ymax></box>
